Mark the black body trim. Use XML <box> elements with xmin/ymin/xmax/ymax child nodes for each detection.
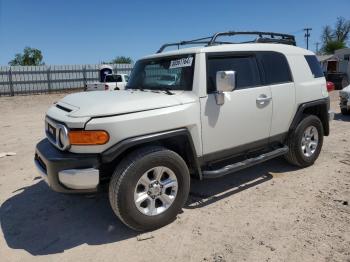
<box><xmin>35</xmin><ymin>138</ymin><xmax>100</xmax><ymax>193</ymax></box>
<box><xmin>289</xmin><ymin>97</ymin><xmax>330</xmax><ymax>136</ymax></box>
<box><xmin>202</xmin><ymin>146</ymin><xmax>289</xmax><ymax>179</ymax></box>
<box><xmin>199</xmin><ymin>137</ymin><xmax>269</xmax><ymax>165</ymax></box>
<box><xmin>198</xmin><ymin>132</ymin><xmax>287</xmax><ymax>168</ymax></box>
<box><xmin>269</xmin><ymin>132</ymin><xmax>288</xmax><ymax>146</ymax></box>
<box><xmin>56</xmin><ymin>104</ymin><xmax>72</xmax><ymax>112</ymax></box>
<box><xmin>101</xmin><ymin>128</ymin><xmax>202</xmax><ymax>179</ymax></box>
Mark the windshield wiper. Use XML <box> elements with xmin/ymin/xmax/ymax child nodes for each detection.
<box><xmin>158</xmin><ymin>87</ymin><xmax>174</xmax><ymax>95</ymax></box>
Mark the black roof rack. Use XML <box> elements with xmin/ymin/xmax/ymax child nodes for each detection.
<box><xmin>157</xmin><ymin>31</ymin><xmax>296</xmax><ymax>53</ymax></box>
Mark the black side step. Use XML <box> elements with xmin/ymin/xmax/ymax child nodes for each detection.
<box><xmin>202</xmin><ymin>146</ymin><xmax>289</xmax><ymax>179</ymax></box>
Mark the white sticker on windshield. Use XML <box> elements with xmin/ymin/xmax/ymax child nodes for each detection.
<box><xmin>169</xmin><ymin>57</ymin><xmax>193</xmax><ymax>69</ymax></box>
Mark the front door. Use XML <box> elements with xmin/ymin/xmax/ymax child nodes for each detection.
<box><xmin>200</xmin><ymin>54</ymin><xmax>272</xmax><ymax>160</ymax></box>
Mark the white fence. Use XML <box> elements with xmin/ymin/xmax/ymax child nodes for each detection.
<box><xmin>0</xmin><ymin>64</ymin><xmax>133</xmax><ymax>96</ymax></box>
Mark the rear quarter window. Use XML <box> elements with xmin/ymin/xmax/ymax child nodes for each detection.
<box><xmin>256</xmin><ymin>52</ymin><xmax>292</xmax><ymax>85</ymax></box>
<box><xmin>304</xmin><ymin>55</ymin><xmax>324</xmax><ymax>78</ymax></box>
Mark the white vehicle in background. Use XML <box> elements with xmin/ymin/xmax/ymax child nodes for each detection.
<box><xmin>339</xmin><ymin>84</ymin><xmax>350</xmax><ymax>115</ymax></box>
<box><xmin>85</xmin><ymin>74</ymin><xmax>129</xmax><ymax>91</ymax></box>
<box><xmin>157</xmin><ymin>74</ymin><xmax>178</xmax><ymax>85</ymax></box>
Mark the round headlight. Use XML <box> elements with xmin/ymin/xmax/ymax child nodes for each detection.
<box><xmin>58</xmin><ymin>125</ymin><xmax>70</xmax><ymax>150</ymax></box>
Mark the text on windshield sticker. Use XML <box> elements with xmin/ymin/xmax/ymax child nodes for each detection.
<box><xmin>169</xmin><ymin>57</ymin><xmax>193</xmax><ymax>69</ymax></box>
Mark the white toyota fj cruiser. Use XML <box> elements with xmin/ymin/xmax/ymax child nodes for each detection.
<box><xmin>35</xmin><ymin>31</ymin><xmax>333</xmax><ymax>231</ymax></box>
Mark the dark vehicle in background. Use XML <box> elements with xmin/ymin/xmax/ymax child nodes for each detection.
<box><xmin>326</xmin><ymin>72</ymin><xmax>348</xmax><ymax>90</ymax></box>
<box><xmin>319</xmin><ymin>51</ymin><xmax>350</xmax><ymax>90</ymax></box>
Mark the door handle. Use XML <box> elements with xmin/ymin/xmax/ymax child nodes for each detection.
<box><xmin>256</xmin><ymin>94</ymin><xmax>272</xmax><ymax>105</ymax></box>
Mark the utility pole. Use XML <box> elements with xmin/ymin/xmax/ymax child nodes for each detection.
<box><xmin>315</xmin><ymin>42</ymin><xmax>320</xmax><ymax>54</ymax></box>
<box><xmin>304</xmin><ymin>28</ymin><xmax>312</xmax><ymax>50</ymax></box>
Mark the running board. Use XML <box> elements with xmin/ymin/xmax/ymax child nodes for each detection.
<box><xmin>202</xmin><ymin>146</ymin><xmax>289</xmax><ymax>179</ymax></box>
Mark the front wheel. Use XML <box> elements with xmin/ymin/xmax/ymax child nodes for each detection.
<box><xmin>285</xmin><ymin>115</ymin><xmax>324</xmax><ymax>167</ymax></box>
<box><xmin>109</xmin><ymin>146</ymin><xmax>190</xmax><ymax>231</ymax></box>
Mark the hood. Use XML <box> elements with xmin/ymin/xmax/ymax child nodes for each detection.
<box><xmin>55</xmin><ymin>90</ymin><xmax>197</xmax><ymax>118</ymax></box>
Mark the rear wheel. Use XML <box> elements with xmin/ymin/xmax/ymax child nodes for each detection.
<box><xmin>109</xmin><ymin>146</ymin><xmax>190</xmax><ymax>231</ymax></box>
<box><xmin>285</xmin><ymin>115</ymin><xmax>324</xmax><ymax>167</ymax></box>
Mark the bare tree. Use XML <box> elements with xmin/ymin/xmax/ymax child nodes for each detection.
<box><xmin>334</xmin><ymin>17</ymin><xmax>350</xmax><ymax>42</ymax></box>
<box><xmin>321</xmin><ymin>17</ymin><xmax>350</xmax><ymax>54</ymax></box>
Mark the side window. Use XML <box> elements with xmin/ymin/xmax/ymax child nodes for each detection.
<box><xmin>207</xmin><ymin>55</ymin><xmax>261</xmax><ymax>93</ymax></box>
<box><xmin>304</xmin><ymin>55</ymin><xmax>324</xmax><ymax>78</ymax></box>
<box><xmin>257</xmin><ymin>52</ymin><xmax>292</xmax><ymax>84</ymax></box>
<box><xmin>116</xmin><ymin>75</ymin><xmax>123</xmax><ymax>82</ymax></box>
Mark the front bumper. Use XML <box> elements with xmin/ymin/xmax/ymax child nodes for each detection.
<box><xmin>34</xmin><ymin>139</ymin><xmax>100</xmax><ymax>193</ymax></box>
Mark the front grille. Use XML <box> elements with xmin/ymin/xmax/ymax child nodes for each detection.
<box><xmin>45</xmin><ymin>116</ymin><xmax>70</xmax><ymax>151</ymax></box>
<box><xmin>46</xmin><ymin>121</ymin><xmax>57</xmax><ymax>143</ymax></box>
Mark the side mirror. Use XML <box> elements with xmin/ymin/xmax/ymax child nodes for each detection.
<box><xmin>215</xmin><ymin>71</ymin><xmax>236</xmax><ymax>105</ymax></box>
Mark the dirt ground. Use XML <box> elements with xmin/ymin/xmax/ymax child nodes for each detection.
<box><xmin>0</xmin><ymin>91</ymin><xmax>349</xmax><ymax>262</ymax></box>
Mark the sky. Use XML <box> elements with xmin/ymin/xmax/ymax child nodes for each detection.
<box><xmin>0</xmin><ymin>0</ymin><xmax>349</xmax><ymax>65</ymax></box>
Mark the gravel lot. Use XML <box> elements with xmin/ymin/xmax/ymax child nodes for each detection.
<box><xmin>0</xmin><ymin>91</ymin><xmax>349</xmax><ymax>262</ymax></box>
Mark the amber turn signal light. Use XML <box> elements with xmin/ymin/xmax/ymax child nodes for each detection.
<box><xmin>68</xmin><ymin>130</ymin><xmax>109</xmax><ymax>145</ymax></box>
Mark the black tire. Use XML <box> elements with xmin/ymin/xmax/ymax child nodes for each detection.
<box><xmin>341</xmin><ymin>76</ymin><xmax>349</xmax><ymax>89</ymax></box>
<box><xmin>285</xmin><ymin>115</ymin><xmax>324</xmax><ymax>167</ymax></box>
<box><xmin>109</xmin><ymin>146</ymin><xmax>190</xmax><ymax>231</ymax></box>
<box><xmin>341</xmin><ymin>108</ymin><xmax>350</xmax><ymax>115</ymax></box>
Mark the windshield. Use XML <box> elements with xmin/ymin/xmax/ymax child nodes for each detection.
<box><xmin>126</xmin><ymin>54</ymin><xmax>195</xmax><ymax>91</ymax></box>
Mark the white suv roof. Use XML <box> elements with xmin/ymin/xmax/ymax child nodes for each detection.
<box><xmin>144</xmin><ymin>43</ymin><xmax>314</xmax><ymax>60</ymax></box>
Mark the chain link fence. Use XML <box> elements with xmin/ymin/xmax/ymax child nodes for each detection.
<box><xmin>0</xmin><ymin>64</ymin><xmax>133</xmax><ymax>96</ymax></box>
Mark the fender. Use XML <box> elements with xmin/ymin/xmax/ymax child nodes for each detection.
<box><xmin>289</xmin><ymin>97</ymin><xmax>330</xmax><ymax>136</ymax></box>
<box><xmin>101</xmin><ymin>128</ymin><xmax>202</xmax><ymax>179</ymax></box>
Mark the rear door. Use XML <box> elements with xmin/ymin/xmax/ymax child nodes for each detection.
<box><xmin>256</xmin><ymin>52</ymin><xmax>295</xmax><ymax>139</ymax></box>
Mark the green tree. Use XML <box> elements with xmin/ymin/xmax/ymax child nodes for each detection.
<box><xmin>321</xmin><ymin>17</ymin><xmax>350</xmax><ymax>54</ymax></box>
<box><xmin>322</xmin><ymin>40</ymin><xmax>346</xmax><ymax>54</ymax></box>
<box><xmin>110</xmin><ymin>56</ymin><xmax>133</xmax><ymax>64</ymax></box>
<box><xmin>9</xmin><ymin>47</ymin><xmax>44</xmax><ymax>66</ymax></box>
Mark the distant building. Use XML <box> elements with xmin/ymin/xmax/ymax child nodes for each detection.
<box><xmin>317</xmin><ymin>49</ymin><xmax>350</xmax><ymax>74</ymax></box>
<box><xmin>334</xmin><ymin>48</ymin><xmax>350</xmax><ymax>78</ymax></box>
<box><xmin>317</xmin><ymin>48</ymin><xmax>350</xmax><ymax>87</ymax></box>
